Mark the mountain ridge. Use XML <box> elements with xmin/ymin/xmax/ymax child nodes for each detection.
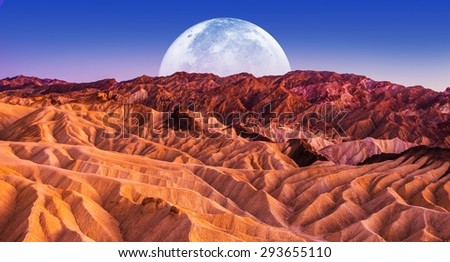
<box><xmin>1</xmin><ymin>70</ymin><xmax>448</xmax><ymax>147</ymax></box>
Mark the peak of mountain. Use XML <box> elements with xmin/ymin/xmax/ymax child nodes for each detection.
<box><xmin>0</xmin><ymin>75</ymin><xmax>68</xmax><ymax>90</ymax></box>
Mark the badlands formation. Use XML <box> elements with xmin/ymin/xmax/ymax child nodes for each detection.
<box><xmin>0</xmin><ymin>71</ymin><xmax>449</xmax><ymax>241</ymax></box>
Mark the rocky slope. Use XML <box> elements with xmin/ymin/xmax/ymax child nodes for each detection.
<box><xmin>0</xmin><ymin>71</ymin><xmax>449</xmax><ymax>241</ymax></box>
<box><xmin>2</xmin><ymin>71</ymin><xmax>448</xmax><ymax>147</ymax></box>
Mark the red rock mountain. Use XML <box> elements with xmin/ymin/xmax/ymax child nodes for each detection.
<box><xmin>0</xmin><ymin>71</ymin><xmax>449</xmax><ymax>241</ymax></box>
<box><xmin>2</xmin><ymin>71</ymin><xmax>448</xmax><ymax>147</ymax></box>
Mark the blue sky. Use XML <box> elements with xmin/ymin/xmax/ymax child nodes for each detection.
<box><xmin>0</xmin><ymin>0</ymin><xmax>449</xmax><ymax>90</ymax></box>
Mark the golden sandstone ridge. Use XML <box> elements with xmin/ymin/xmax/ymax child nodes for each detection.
<box><xmin>0</xmin><ymin>71</ymin><xmax>449</xmax><ymax>241</ymax></box>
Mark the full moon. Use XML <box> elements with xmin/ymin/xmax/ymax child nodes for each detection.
<box><xmin>159</xmin><ymin>18</ymin><xmax>291</xmax><ymax>77</ymax></box>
